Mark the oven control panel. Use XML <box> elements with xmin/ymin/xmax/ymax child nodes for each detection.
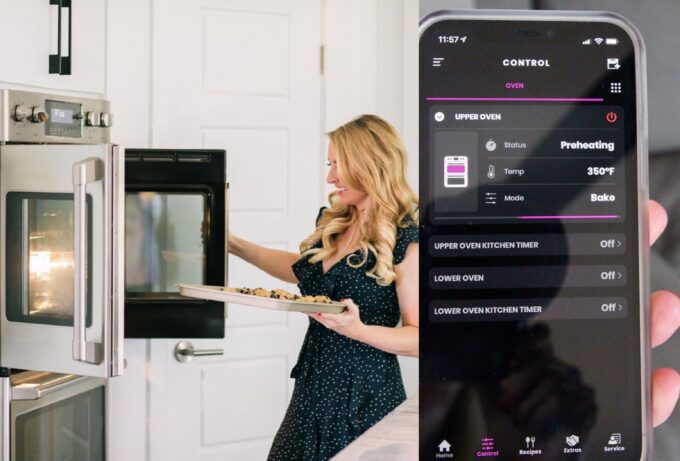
<box><xmin>0</xmin><ymin>89</ymin><xmax>111</xmax><ymax>144</ymax></box>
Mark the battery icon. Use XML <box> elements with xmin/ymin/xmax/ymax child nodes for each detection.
<box><xmin>606</xmin><ymin>38</ymin><xmax>619</xmax><ymax>45</ymax></box>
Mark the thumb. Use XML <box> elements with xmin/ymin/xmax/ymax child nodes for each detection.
<box><xmin>341</xmin><ymin>298</ymin><xmax>359</xmax><ymax>313</ymax></box>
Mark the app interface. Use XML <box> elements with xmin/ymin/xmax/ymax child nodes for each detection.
<box><xmin>420</xmin><ymin>19</ymin><xmax>642</xmax><ymax>460</ymax></box>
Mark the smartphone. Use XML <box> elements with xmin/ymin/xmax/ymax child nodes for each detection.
<box><xmin>419</xmin><ymin>11</ymin><xmax>650</xmax><ymax>461</ymax></box>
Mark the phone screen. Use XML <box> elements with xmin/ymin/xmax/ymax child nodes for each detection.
<box><xmin>420</xmin><ymin>15</ymin><xmax>646</xmax><ymax>460</ymax></box>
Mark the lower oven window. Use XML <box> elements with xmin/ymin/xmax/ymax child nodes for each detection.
<box><xmin>126</xmin><ymin>192</ymin><xmax>207</xmax><ymax>297</ymax></box>
<box><xmin>15</xmin><ymin>386</ymin><xmax>105</xmax><ymax>461</ymax></box>
<box><xmin>5</xmin><ymin>192</ymin><xmax>93</xmax><ymax>326</ymax></box>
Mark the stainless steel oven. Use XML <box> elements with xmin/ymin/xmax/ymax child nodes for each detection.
<box><xmin>0</xmin><ymin>88</ymin><xmax>228</xmax><ymax>460</ymax></box>
<box><xmin>0</xmin><ymin>89</ymin><xmax>124</xmax><ymax>379</ymax></box>
<box><xmin>0</xmin><ymin>370</ymin><xmax>105</xmax><ymax>461</ymax></box>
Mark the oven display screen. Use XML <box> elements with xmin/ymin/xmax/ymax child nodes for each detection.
<box><xmin>50</xmin><ymin>108</ymin><xmax>74</xmax><ymax>124</ymax></box>
<box><xmin>45</xmin><ymin>100</ymin><xmax>81</xmax><ymax>138</ymax></box>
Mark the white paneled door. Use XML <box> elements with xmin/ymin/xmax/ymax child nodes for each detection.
<box><xmin>151</xmin><ymin>0</ymin><xmax>322</xmax><ymax>460</ymax></box>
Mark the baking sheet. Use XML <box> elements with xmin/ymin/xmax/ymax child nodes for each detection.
<box><xmin>177</xmin><ymin>283</ymin><xmax>346</xmax><ymax>314</ymax></box>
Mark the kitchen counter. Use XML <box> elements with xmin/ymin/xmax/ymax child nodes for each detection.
<box><xmin>331</xmin><ymin>394</ymin><xmax>418</xmax><ymax>460</ymax></box>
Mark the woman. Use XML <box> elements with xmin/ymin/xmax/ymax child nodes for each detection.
<box><xmin>229</xmin><ymin>114</ymin><xmax>419</xmax><ymax>460</ymax></box>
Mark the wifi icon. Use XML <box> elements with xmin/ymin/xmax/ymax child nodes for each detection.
<box><xmin>594</xmin><ymin>37</ymin><xmax>604</xmax><ymax>45</ymax></box>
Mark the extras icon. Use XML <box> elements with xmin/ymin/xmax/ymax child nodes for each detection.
<box><xmin>566</xmin><ymin>435</ymin><xmax>580</xmax><ymax>447</ymax></box>
<box><xmin>564</xmin><ymin>434</ymin><xmax>583</xmax><ymax>454</ymax></box>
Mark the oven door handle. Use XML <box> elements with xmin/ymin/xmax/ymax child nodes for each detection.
<box><xmin>12</xmin><ymin>373</ymin><xmax>87</xmax><ymax>401</ymax></box>
<box><xmin>72</xmin><ymin>158</ymin><xmax>104</xmax><ymax>364</ymax></box>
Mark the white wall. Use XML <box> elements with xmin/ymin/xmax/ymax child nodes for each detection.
<box><xmin>324</xmin><ymin>0</ymin><xmax>418</xmax><ymax>189</ymax></box>
<box><xmin>323</xmin><ymin>0</ymin><xmax>419</xmax><ymax>397</ymax></box>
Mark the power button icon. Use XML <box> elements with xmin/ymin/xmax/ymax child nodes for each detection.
<box><xmin>606</xmin><ymin>112</ymin><xmax>618</xmax><ymax>123</ymax></box>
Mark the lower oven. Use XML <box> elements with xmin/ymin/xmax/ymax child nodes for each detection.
<box><xmin>1</xmin><ymin>370</ymin><xmax>105</xmax><ymax>461</ymax></box>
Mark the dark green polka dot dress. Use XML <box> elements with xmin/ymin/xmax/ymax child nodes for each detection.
<box><xmin>267</xmin><ymin>208</ymin><xmax>418</xmax><ymax>461</ymax></box>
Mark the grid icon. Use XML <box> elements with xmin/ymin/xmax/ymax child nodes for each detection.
<box><xmin>610</xmin><ymin>82</ymin><xmax>622</xmax><ymax>93</ymax></box>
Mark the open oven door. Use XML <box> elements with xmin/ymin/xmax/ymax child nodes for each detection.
<box><xmin>124</xmin><ymin>149</ymin><xmax>226</xmax><ymax>338</ymax></box>
<box><xmin>0</xmin><ymin>144</ymin><xmax>124</xmax><ymax>378</ymax></box>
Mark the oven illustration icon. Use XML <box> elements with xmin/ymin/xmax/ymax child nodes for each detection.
<box><xmin>444</xmin><ymin>155</ymin><xmax>469</xmax><ymax>188</ymax></box>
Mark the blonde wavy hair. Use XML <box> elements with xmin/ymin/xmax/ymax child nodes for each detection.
<box><xmin>300</xmin><ymin>114</ymin><xmax>418</xmax><ymax>286</ymax></box>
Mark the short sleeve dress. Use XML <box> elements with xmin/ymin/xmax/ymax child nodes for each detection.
<box><xmin>267</xmin><ymin>208</ymin><xmax>418</xmax><ymax>461</ymax></box>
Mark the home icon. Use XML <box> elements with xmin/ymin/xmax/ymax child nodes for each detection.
<box><xmin>439</xmin><ymin>440</ymin><xmax>452</xmax><ymax>453</ymax></box>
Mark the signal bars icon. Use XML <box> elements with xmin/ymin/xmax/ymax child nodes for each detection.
<box><xmin>583</xmin><ymin>37</ymin><xmax>618</xmax><ymax>46</ymax></box>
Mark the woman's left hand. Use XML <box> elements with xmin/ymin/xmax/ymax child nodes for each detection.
<box><xmin>307</xmin><ymin>298</ymin><xmax>366</xmax><ymax>341</ymax></box>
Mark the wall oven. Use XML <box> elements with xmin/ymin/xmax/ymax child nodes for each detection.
<box><xmin>1</xmin><ymin>370</ymin><xmax>105</xmax><ymax>461</ymax></box>
<box><xmin>0</xmin><ymin>89</ymin><xmax>228</xmax><ymax>367</ymax></box>
<box><xmin>0</xmin><ymin>89</ymin><xmax>124</xmax><ymax>379</ymax></box>
<box><xmin>0</xmin><ymin>89</ymin><xmax>227</xmax><ymax>458</ymax></box>
<box><xmin>124</xmin><ymin>149</ymin><xmax>226</xmax><ymax>338</ymax></box>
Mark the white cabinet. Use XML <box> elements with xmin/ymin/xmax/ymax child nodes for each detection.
<box><xmin>0</xmin><ymin>0</ymin><xmax>106</xmax><ymax>95</ymax></box>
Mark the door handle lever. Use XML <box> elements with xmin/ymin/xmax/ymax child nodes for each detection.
<box><xmin>174</xmin><ymin>341</ymin><xmax>224</xmax><ymax>363</ymax></box>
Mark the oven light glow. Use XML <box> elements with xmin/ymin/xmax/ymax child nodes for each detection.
<box><xmin>29</xmin><ymin>251</ymin><xmax>73</xmax><ymax>277</ymax></box>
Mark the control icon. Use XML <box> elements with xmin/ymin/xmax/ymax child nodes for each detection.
<box><xmin>479</xmin><ymin>437</ymin><xmax>498</xmax><ymax>456</ymax></box>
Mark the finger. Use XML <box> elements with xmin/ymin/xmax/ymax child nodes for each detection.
<box><xmin>339</xmin><ymin>298</ymin><xmax>359</xmax><ymax>317</ymax></box>
<box><xmin>652</xmin><ymin>368</ymin><xmax>680</xmax><ymax>427</ymax></box>
<box><xmin>307</xmin><ymin>312</ymin><xmax>327</xmax><ymax>325</ymax></box>
<box><xmin>651</xmin><ymin>291</ymin><xmax>680</xmax><ymax>348</ymax></box>
<box><xmin>650</xmin><ymin>200</ymin><xmax>668</xmax><ymax>246</ymax></box>
<box><xmin>341</xmin><ymin>298</ymin><xmax>358</xmax><ymax>310</ymax></box>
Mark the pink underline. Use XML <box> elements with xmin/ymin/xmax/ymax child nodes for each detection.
<box><xmin>427</xmin><ymin>97</ymin><xmax>604</xmax><ymax>102</ymax></box>
<box><xmin>519</xmin><ymin>215</ymin><xmax>619</xmax><ymax>219</ymax></box>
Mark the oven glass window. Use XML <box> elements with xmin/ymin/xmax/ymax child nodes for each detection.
<box><xmin>5</xmin><ymin>193</ymin><xmax>92</xmax><ymax>326</ymax></box>
<box><xmin>126</xmin><ymin>192</ymin><xmax>206</xmax><ymax>295</ymax></box>
<box><xmin>15</xmin><ymin>386</ymin><xmax>105</xmax><ymax>461</ymax></box>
